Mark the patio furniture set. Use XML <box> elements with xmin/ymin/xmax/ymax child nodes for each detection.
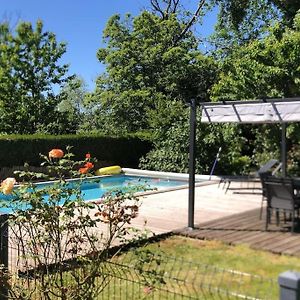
<box><xmin>255</xmin><ymin>159</ymin><xmax>300</xmax><ymax>233</ymax></box>
<box><xmin>220</xmin><ymin>159</ymin><xmax>300</xmax><ymax>233</ymax></box>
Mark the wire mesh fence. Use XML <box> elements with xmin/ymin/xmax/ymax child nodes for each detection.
<box><xmin>97</xmin><ymin>251</ymin><xmax>278</xmax><ymax>299</ymax></box>
<box><xmin>1</xmin><ymin>242</ymin><xmax>278</xmax><ymax>300</ymax></box>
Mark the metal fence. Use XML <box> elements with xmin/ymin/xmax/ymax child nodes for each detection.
<box><xmin>97</xmin><ymin>251</ymin><xmax>277</xmax><ymax>300</ymax></box>
<box><xmin>0</xmin><ymin>212</ymin><xmax>282</xmax><ymax>299</ymax></box>
<box><xmin>0</xmin><ymin>238</ymin><xmax>278</xmax><ymax>300</ymax></box>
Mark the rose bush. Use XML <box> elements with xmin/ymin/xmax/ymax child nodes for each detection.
<box><xmin>0</xmin><ymin>147</ymin><xmax>147</xmax><ymax>300</ymax></box>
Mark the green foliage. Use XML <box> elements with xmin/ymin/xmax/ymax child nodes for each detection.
<box><xmin>249</xmin><ymin>123</ymin><xmax>300</xmax><ymax>176</ymax></box>
<box><xmin>211</xmin><ymin>0</ymin><xmax>300</xmax><ymax>56</ymax></box>
<box><xmin>86</xmin><ymin>8</ymin><xmax>221</xmax><ymax>174</ymax></box>
<box><xmin>271</xmin><ymin>0</ymin><xmax>300</xmax><ymax>25</ymax></box>
<box><xmin>210</xmin><ymin>0</ymin><xmax>281</xmax><ymax>56</ymax></box>
<box><xmin>249</xmin><ymin>125</ymin><xmax>280</xmax><ymax>166</ymax></box>
<box><xmin>56</xmin><ymin>76</ymin><xmax>88</xmax><ymax>134</ymax></box>
<box><xmin>1</xmin><ymin>2</ymin><xmax>299</xmax><ymax>175</ymax></box>
<box><xmin>106</xmin><ymin>2</ymin><xmax>300</xmax><ymax>175</ymax></box>
<box><xmin>211</xmin><ymin>12</ymin><xmax>300</xmax><ymax>100</ymax></box>
<box><xmin>89</xmin><ymin>11</ymin><xmax>217</xmax><ymax>133</ymax></box>
<box><xmin>140</xmin><ymin>109</ymin><xmax>248</xmax><ymax>175</ymax></box>
<box><xmin>0</xmin><ymin>20</ymin><xmax>71</xmax><ymax>134</ymax></box>
<box><xmin>209</xmin><ymin>11</ymin><xmax>300</xmax><ymax>173</ymax></box>
<box><xmin>0</xmin><ymin>134</ymin><xmax>152</xmax><ymax>169</ymax></box>
<box><xmin>202</xmin><ymin>123</ymin><xmax>251</xmax><ymax>175</ymax></box>
<box><xmin>139</xmin><ymin>114</ymin><xmax>191</xmax><ymax>173</ymax></box>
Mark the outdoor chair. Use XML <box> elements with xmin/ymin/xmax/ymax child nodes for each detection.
<box><xmin>220</xmin><ymin>159</ymin><xmax>280</xmax><ymax>193</ymax></box>
<box><xmin>258</xmin><ymin>171</ymin><xmax>272</xmax><ymax>219</ymax></box>
<box><xmin>257</xmin><ymin>159</ymin><xmax>279</xmax><ymax>174</ymax></box>
<box><xmin>264</xmin><ymin>177</ymin><xmax>300</xmax><ymax>233</ymax></box>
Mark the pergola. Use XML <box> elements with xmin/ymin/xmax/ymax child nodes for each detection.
<box><xmin>187</xmin><ymin>97</ymin><xmax>300</xmax><ymax>228</ymax></box>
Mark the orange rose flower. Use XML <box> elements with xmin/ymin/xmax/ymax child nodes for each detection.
<box><xmin>0</xmin><ymin>177</ymin><xmax>16</xmax><ymax>195</ymax></box>
<box><xmin>79</xmin><ymin>167</ymin><xmax>89</xmax><ymax>174</ymax></box>
<box><xmin>49</xmin><ymin>149</ymin><xmax>64</xmax><ymax>159</ymax></box>
<box><xmin>86</xmin><ymin>153</ymin><xmax>91</xmax><ymax>159</ymax></box>
<box><xmin>84</xmin><ymin>162</ymin><xmax>94</xmax><ymax>169</ymax></box>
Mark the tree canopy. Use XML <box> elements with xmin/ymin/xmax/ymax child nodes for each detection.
<box><xmin>0</xmin><ymin>20</ymin><xmax>70</xmax><ymax>134</ymax></box>
<box><xmin>1</xmin><ymin>1</ymin><xmax>300</xmax><ymax>174</ymax></box>
<box><xmin>90</xmin><ymin>11</ymin><xmax>217</xmax><ymax>133</ymax></box>
<box><xmin>211</xmin><ymin>11</ymin><xmax>300</xmax><ymax>100</ymax></box>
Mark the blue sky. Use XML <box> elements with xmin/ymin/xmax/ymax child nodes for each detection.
<box><xmin>1</xmin><ymin>1</ymin><xmax>217</xmax><ymax>91</ymax></box>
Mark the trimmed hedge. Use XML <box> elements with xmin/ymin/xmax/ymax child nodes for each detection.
<box><xmin>0</xmin><ymin>134</ymin><xmax>152</xmax><ymax>168</ymax></box>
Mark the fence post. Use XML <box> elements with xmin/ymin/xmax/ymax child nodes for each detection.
<box><xmin>278</xmin><ymin>271</ymin><xmax>300</xmax><ymax>300</ymax></box>
<box><xmin>0</xmin><ymin>214</ymin><xmax>9</xmax><ymax>298</ymax></box>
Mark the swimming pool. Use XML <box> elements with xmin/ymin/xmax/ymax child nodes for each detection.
<box><xmin>71</xmin><ymin>174</ymin><xmax>188</xmax><ymax>200</ymax></box>
<box><xmin>0</xmin><ymin>175</ymin><xmax>188</xmax><ymax>213</ymax></box>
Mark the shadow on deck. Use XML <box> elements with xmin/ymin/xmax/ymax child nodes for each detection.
<box><xmin>174</xmin><ymin>208</ymin><xmax>300</xmax><ymax>257</ymax></box>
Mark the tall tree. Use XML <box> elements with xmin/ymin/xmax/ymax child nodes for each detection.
<box><xmin>216</xmin><ymin>0</ymin><xmax>300</xmax><ymax>27</ymax></box>
<box><xmin>211</xmin><ymin>11</ymin><xmax>300</xmax><ymax>100</ymax></box>
<box><xmin>0</xmin><ymin>20</ymin><xmax>70</xmax><ymax>134</ymax></box>
<box><xmin>91</xmin><ymin>11</ymin><xmax>217</xmax><ymax>133</ymax></box>
<box><xmin>209</xmin><ymin>0</ymin><xmax>281</xmax><ymax>57</ymax></box>
<box><xmin>210</xmin><ymin>11</ymin><xmax>300</xmax><ymax>171</ymax></box>
<box><xmin>209</xmin><ymin>0</ymin><xmax>300</xmax><ymax>57</ymax></box>
<box><xmin>56</xmin><ymin>76</ymin><xmax>87</xmax><ymax>133</ymax></box>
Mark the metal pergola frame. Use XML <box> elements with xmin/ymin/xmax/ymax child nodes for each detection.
<box><xmin>187</xmin><ymin>97</ymin><xmax>300</xmax><ymax>229</ymax></box>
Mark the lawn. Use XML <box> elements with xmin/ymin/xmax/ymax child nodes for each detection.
<box><xmin>105</xmin><ymin>235</ymin><xmax>300</xmax><ymax>299</ymax></box>
<box><xmin>143</xmin><ymin>235</ymin><xmax>300</xmax><ymax>278</ymax></box>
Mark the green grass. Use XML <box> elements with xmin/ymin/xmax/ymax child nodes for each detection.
<box><xmin>10</xmin><ymin>236</ymin><xmax>300</xmax><ymax>299</ymax></box>
<box><xmin>142</xmin><ymin>235</ymin><xmax>300</xmax><ymax>278</ymax></box>
<box><xmin>105</xmin><ymin>235</ymin><xmax>300</xmax><ymax>299</ymax></box>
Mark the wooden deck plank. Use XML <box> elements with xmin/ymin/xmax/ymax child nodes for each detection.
<box><xmin>251</xmin><ymin>233</ymin><xmax>292</xmax><ymax>251</ymax></box>
<box><xmin>281</xmin><ymin>241</ymin><xmax>300</xmax><ymax>255</ymax></box>
<box><xmin>175</xmin><ymin>207</ymin><xmax>300</xmax><ymax>257</ymax></box>
<box><xmin>247</xmin><ymin>233</ymin><xmax>294</xmax><ymax>252</ymax></box>
<box><xmin>136</xmin><ymin>180</ymin><xmax>300</xmax><ymax>257</ymax></box>
<box><xmin>235</xmin><ymin>232</ymin><xmax>278</xmax><ymax>245</ymax></box>
<box><xmin>229</xmin><ymin>232</ymin><xmax>264</xmax><ymax>245</ymax></box>
<box><xmin>217</xmin><ymin>231</ymin><xmax>264</xmax><ymax>244</ymax></box>
<box><xmin>264</xmin><ymin>235</ymin><xmax>300</xmax><ymax>252</ymax></box>
<box><xmin>198</xmin><ymin>209</ymin><xmax>260</xmax><ymax>229</ymax></box>
<box><xmin>192</xmin><ymin>229</ymin><xmax>259</xmax><ymax>244</ymax></box>
<box><xmin>216</xmin><ymin>231</ymin><xmax>258</xmax><ymax>244</ymax></box>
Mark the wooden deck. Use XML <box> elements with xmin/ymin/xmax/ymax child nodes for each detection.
<box><xmin>130</xmin><ymin>181</ymin><xmax>263</xmax><ymax>235</ymax></box>
<box><xmin>9</xmin><ymin>180</ymin><xmax>300</xmax><ymax>272</ymax></box>
<box><xmin>174</xmin><ymin>208</ymin><xmax>300</xmax><ymax>257</ymax></box>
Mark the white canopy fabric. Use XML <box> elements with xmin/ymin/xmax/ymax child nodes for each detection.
<box><xmin>201</xmin><ymin>100</ymin><xmax>300</xmax><ymax>124</ymax></box>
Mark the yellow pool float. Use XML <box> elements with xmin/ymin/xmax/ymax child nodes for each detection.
<box><xmin>95</xmin><ymin>165</ymin><xmax>122</xmax><ymax>176</ymax></box>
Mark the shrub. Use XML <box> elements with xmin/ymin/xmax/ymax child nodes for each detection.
<box><xmin>0</xmin><ymin>134</ymin><xmax>152</xmax><ymax>168</ymax></box>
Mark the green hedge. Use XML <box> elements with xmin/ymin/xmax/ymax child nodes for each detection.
<box><xmin>0</xmin><ymin>134</ymin><xmax>152</xmax><ymax>168</ymax></box>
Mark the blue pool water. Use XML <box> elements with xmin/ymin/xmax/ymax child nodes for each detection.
<box><xmin>69</xmin><ymin>175</ymin><xmax>187</xmax><ymax>200</ymax></box>
<box><xmin>0</xmin><ymin>175</ymin><xmax>188</xmax><ymax>213</ymax></box>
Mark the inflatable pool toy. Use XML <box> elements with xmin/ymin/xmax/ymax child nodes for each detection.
<box><xmin>95</xmin><ymin>165</ymin><xmax>122</xmax><ymax>176</ymax></box>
